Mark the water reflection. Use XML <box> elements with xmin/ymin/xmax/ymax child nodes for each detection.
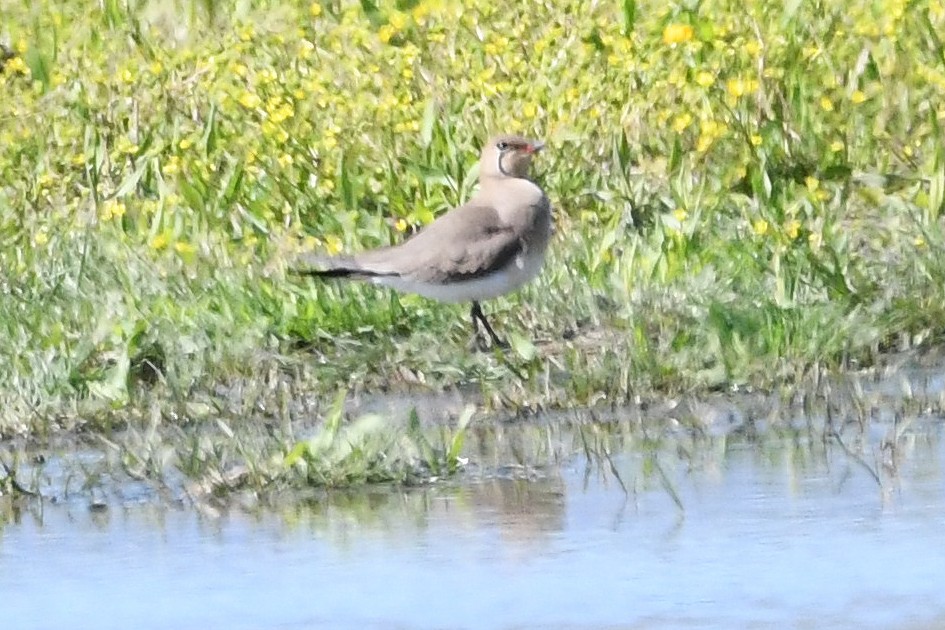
<box><xmin>3</xmin><ymin>414</ymin><xmax>945</xmax><ymax>629</ymax></box>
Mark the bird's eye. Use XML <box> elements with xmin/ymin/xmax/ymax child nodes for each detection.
<box><xmin>496</xmin><ymin>141</ymin><xmax>509</xmax><ymax>151</ymax></box>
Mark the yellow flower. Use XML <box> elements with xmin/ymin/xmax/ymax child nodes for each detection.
<box><xmin>523</xmin><ymin>102</ymin><xmax>537</xmax><ymax>118</ymax></box>
<box><xmin>805</xmin><ymin>176</ymin><xmax>820</xmax><ymax>192</ymax></box>
<box><xmin>298</xmin><ymin>39</ymin><xmax>315</xmax><ymax>59</ymax></box>
<box><xmin>117</xmin><ymin>137</ymin><xmax>139</xmax><ymax>155</ymax></box>
<box><xmin>174</xmin><ymin>241</ymin><xmax>197</xmax><ymax>261</ymax></box>
<box><xmin>239</xmin><ymin>91</ymin><xmax>261</xmax><ymax>109</ymax></box>
<box><xmin>164</xmin><ymin>155</ymin><xmax>181</xmax><ymax>175</ymax></box>
<box><xmin>820</xmin><ymin>96</ymin><xmax>834</xmax><ymax>112</ymax></box>
<box><xmin>915</xmin><ymin>236</ymin><xmax>927</xmax><ymax>248</ymax></box>
<box><xmin>750</xmin><ymin>134</ymin><xmax>762</xmax><ymax>146</ymax></box>
<box><xmin>696</xmin><ymin>134</ymin><xmax>714</xmax><ymax>152</ymax></box>
<box><xmin>753</xmin><ymin>219</ymin><xmax>769</xmax><ymax>236</ymax></box>
<box><xmin>309</xmin><ymin>2</ymin><xmax>322</xmax><ymax>17</ymax></box>
<box><xmin>149</xmin><ymin>61</ymin><xmax>163</xmax><ymax>75</ymax></box>
<box><xmin>37</xmin><ymin>172</ymin><xmax>55</xmax><ymax>189</ymax></box>
<box><xmin>744</xmin><ymin>40</ymin><xmax>762</xmax><ymax>56</ymax></box>
<box><xmin>379</xmin><ymin>24</ymin><xmax>396</xmax><ymax>44</ymax></box>
<box><xmin>178</xmin><ymin>137</ymin><xmax>193</xmax><ymax>150</ymax></box>
<box><xmin>663</xmin><ymin>23</ymin><xmax>694</xmax><ymax>45</ymax></box>
<box><xmin>830</xmin><ymin>140</ymin><xmax>844</xmax><ymax>152</ymax></box>
<box><xmin>412</xmin><ymin>2</ymin><xmax>431</xmax><ymax>22</ymax></box>
<box><xmin>34</xmin><ymin>229</ymin><xmax>49</xmax><ymax>246</ymax></box>
<box><xmin>672</xmin><ymin>112</ymin><xmax>692</xmax><ymax>132</ymax></box>
<box><xmin>473</xmin><ymin>66</ymin><xmax>496</xmax><ymax>92</ymax></box>
<box><xmin>389</xmin><ymin>11</ymin><xmax>408</xmax><ymax>30</ymax></box>
<box><xmin>3</xmin><ymin>56</ymin><xmax>29</xmax><ymax>76</ymax></box>
<box><xmin>262</xmin><ymin>120</ymin><xmax>289</xmax><ymax>143</ymax></box>
<box><xmin>696</xmin><ymin>118</ymin><xmax>726</xmax><ymax>151</ymax></box>
<box><xmin>277</xmin><ymin>153</ymin><xmax>294</xmax><ymax>168</ymax></box>
<box><xmin>673</xmin><ymin>208</ymin><xmax>689</xmax><ymax>222</ymax></box>
<box><xmin>269</xmin><ymin>102</ymin><xmax>295</xmax><ymax>123</ymax></box>
<box><xmin>785</xmin><ymin>219</ymin><xmax>801</xmax><ymax>239</ymax></box>
<box><xmin>802</xmin><ymin>45</ymin><xmax>821</xmax><ymax>60</ymax></box>
<box><xmin>151</xmin><ymin>233</ymin><xmax>169</xmax><ymax>251</ymax></box>
<box><xmin>318</xmin><ymin>178</ymin><xmax>335</xmax><ymax>194</ymax></box>
<box><xmin>394</xmin><ymin>218</ymin><xmax>408</xmax><ymax>232</ymax></box>
<box><xmin>726</xmin><ymin>78</ymin><xmax>746</xmax><ymax>98</ymax></box>
<box><xmin>695</xmin><ymin>71</ymin><xmax>714</xmax><ymax>87</ymax></box>
<box><xmin>850</xmin><ymin>90</ymin><xmax>867</xmax><ymax>104</ymax></box>
<box><xmin>100</xmin><ymin>199</ymin><xmax>126</xmax><ymax>222</ymax></box>
<box><xmin>702</xmin><ymin>119</ymin><xmax>724</xmax><ymax>136</ymax></box>
<box><xmin>325</xmin><ymin>234</ymin><xmax>343</xmax><ymax>255</ymax></box>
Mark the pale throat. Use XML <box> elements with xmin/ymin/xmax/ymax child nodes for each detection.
<box><xmin>496</xmin><ymin>151</ymin><xmax>530</xmax><ymax>178</ymax></box>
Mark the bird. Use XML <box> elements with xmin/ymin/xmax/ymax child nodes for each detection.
<box><xmin>294</xmin><ymin>133</ymin><xmax>552</xmax><ymax>349</ymax></box>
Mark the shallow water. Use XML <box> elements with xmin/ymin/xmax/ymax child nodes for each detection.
<box><xmin>3</xmin><ymin>419</ymin><xmax>945</xmax><ymax>630</ymax></box>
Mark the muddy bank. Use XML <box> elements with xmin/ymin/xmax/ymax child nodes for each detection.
<box><xmin>2</xmin><ymin>349</ymin><xmax>944</xmax><ymax>515</ymax></box>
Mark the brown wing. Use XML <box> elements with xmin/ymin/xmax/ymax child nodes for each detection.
<box><xmin>353</xmin><ymin>201</ymin><xmax>525</xmax><ymax>283</ymax></box>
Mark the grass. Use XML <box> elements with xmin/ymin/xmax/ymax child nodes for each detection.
<box><xmin>1</xmin><ymin>0</ymin><xmax>945</xmax><ymax>490</ymax></box>
<box><xmin>3</xmin><ymin>372</ymin><xmax>940</xmax><ymax>508</ymax></box>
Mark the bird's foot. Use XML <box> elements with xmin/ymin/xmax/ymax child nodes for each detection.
<box><xmin>469</xmin><ymin>302</ymin><xmax>509</xmax><ymax>352</ymax></box>
<box><xmin>469</xmin><ymin>332</ymin><xmax>509</xmax><ymax>353</ymax></box>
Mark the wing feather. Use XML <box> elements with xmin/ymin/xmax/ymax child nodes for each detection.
<box><xmin>354</xmin><ymin>201</ymin><xmax>525</xmax><ymax>283</ymax></box>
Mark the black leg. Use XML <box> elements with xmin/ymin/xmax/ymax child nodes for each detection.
<box><xmin>470</xmin><ymin>301</ymin><xmax>507</xmax><ymax>349</ymax></box>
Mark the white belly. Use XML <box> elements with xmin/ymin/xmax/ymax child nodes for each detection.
<box><xmin>373</xmin><ymin>248</ymin><xmax>547</xmax><ymax>303</ymax></box>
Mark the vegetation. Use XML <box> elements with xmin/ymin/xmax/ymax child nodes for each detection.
<box><xmin>1</xmin><ymin>0</ymin><xmax>944</xmax><ymax>482</ymax></box>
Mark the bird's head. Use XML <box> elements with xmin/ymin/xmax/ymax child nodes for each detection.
<box><xmin>479</xmin><ymin>134</ymin><xmax>544</xmax><ymax>180</ymax></box>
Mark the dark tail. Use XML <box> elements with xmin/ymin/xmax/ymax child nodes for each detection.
<box><xmin>291</xmin><ymin>255</ymin><xmax>400</xmax><ymax>280</ymax></box>
<box><xmin>292</xmin><ymin>267</ymin><xmax>363</xmax><ymax>279</ymax></box>
<box><xmin>289</xmin><ymin>261</ymin><xmax>400</xmax><ymax>280</ymax></box>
